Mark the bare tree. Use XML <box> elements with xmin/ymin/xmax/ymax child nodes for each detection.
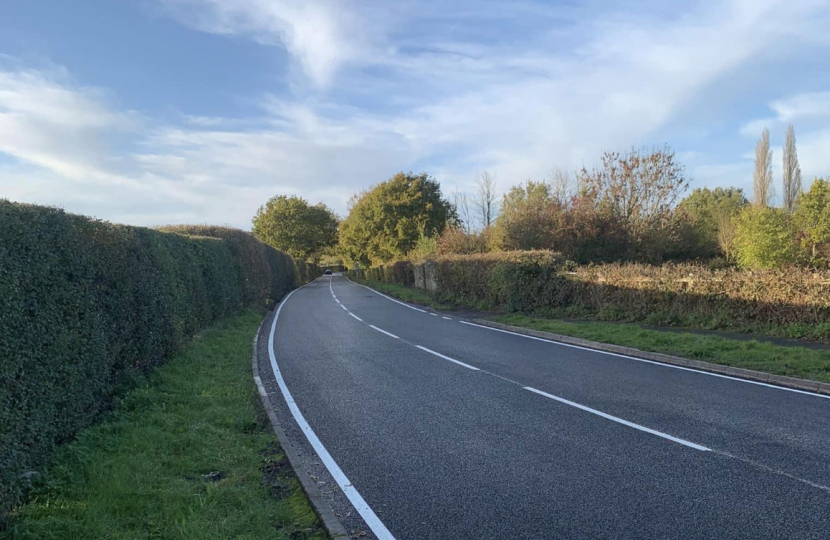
<box><xmin>474</xmin><ymin>170</ymin><xmax>498</xmax><ymax>229</ymax></box>
<box><xmin>753</xmin><ymin>128</ymin><xmax>774</xmax><ymax>207</ymax></box>
<box><xmin>576</xmin><ymin>146</ymin><xmax>688</xmax><ymax>228</ymax></box>
<box><xmin>548</xmin><ymin>167</ymin><xmax>573</xmax><ymax>206</ymax></box>
<box><xmin>453</xmin><ymin>188</ymin><xmax>474</xmax><ymax>233</ymax></box>
<box><xmin>716</xmin><ymin>211</ymin><xmax>738</xmax><ymax>262</ymax></box>
<box><xmin>782</xmin><ymin>124</ymin><xmax>802</xmax><ymax>213</ymax></box>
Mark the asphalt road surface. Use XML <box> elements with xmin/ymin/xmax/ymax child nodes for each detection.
<box><xmin>257</xmin><ymin>275</ymin><xmax>830</xmax><ymax>539</ymax></box>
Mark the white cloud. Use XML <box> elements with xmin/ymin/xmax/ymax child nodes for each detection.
<box><xmin>3</xmin><ymin>0</ymin><xmax>830</xmax><ymax>227</ymax></box>
<box><xmin>741</xmin><ymin>91</ymin><xmax>830</xmax><ymax>136</ymax></box>
<box><xmin>155</xmin><ymin>0</ymin><xmax>390</xmax><ymax>88</ymax></box>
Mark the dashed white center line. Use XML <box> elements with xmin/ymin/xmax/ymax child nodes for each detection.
<box><xmin>442</xmin><ymin>316</ymin><xmax>452</xmax><ymax>320</ymax></box>
<box><xmin>349</xmin><ymin>312</ymin><xmax>363</xmax><ymax>322</ymax></box>
<box><xmin>523</xmin><ymin>386</ymin><xmax>711</xmax><ymax>452</ymax></box>
<box><xmin>369</xmin><ymin>325</ymin><xmax>399</xmax><ymax>339</ymax></box>
<box><xmin>415</xmin><ymin>345</ymin><xmax>480</xmax><ymax>371</ymax></box>
<box><xmin>340</xmin><ymin>304</ymin><xmax>348</xmax><ymax>311</ymax></box>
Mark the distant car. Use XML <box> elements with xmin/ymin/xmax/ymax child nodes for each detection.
<box><xmin>324</xmin><ymin>269</ymin><xmax>332</xmax><ymax>275</ymax></box>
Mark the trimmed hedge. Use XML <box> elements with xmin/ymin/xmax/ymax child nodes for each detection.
<box><xmin>1</xmin><ymin>202</ymin><xmax>318</xmax><ymax>521</ymax></box>
<box><xmin>362</xmin><ymin>252</ymin><xmax>830</xmax><ymax>342</ymax></box>
<box><xmin>156</xmin><ymin>225</ymin><xmax>304</xmax><ymax>307</ymax></box>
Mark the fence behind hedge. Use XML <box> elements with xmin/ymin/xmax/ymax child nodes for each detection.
<box><xmin>1</xmin><ymin>202</ymin><xmax>318</xmax><ymax>521</ymax></box>
<box><xmin>361</xmin><ymin>251</ymin><xmax>830</xmax><ymax>342</ymax></box>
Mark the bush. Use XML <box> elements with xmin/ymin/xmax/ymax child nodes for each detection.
<box><xmin>1</xmin><ymin>202</ymin><xmax>311</xmax><ymax>521</ymax></box>
<box><xmin>158</xmin><ymin>225</ymin><xmax>294</xmax><ymax>307</ymax></box>
<box><xmin>363</xmin><ymin>251</ymin><xmax>830</xmax><ymax>341</ymax></box>
<box><xmin>733</xmin><ymin>207</ymin><xmax>799</xmax><ymax>269</ymax></box>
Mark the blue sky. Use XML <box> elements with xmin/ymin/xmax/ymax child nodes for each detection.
<box><xmin>1</xmin><ymin>0</ymin><xmax>830</xmax><ymax>228</ymax></box>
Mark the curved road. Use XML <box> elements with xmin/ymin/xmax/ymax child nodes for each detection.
<box><xmin>256</xmin><ymin>275</ymin><xmax>830</xmax><ymax>539</ymax></box>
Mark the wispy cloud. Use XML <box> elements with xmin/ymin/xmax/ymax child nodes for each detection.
<box><xmin>155</xmin><ymin>0</ymin><xmax>392</xmax><ymax>88</ymax></box>
<box><xmin>2</xmin><ymin>0</ymin><xmax>830</xmax><ymax>227</ymax></box>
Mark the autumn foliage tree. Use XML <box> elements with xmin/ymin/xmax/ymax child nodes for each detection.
<box><xmin>490</xmin><ymin>181</ymin><xmax>564</xmax><ymax>251</ymax></box>
<box><xmin>576</xmin><ymin>146</ymin><xmax>689</xmax><ymax>261</ymax></box>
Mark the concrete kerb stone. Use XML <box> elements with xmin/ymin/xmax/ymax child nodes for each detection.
<box><xmin>471</xmin><ymin>319</ymin><xmax>830</xmax><ymax>397</ymax></box>
<box><xmin>251</xmin><ymin>312</ymin><xmax>350</xmax><ymax>540</ymax></box>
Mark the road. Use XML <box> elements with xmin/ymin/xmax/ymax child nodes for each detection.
<box><xmin>256</xmin><ymin>275</ymin><xmax>830</xmax><ymax>539</ymax></box>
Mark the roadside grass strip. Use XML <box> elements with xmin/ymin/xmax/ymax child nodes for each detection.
<box><xmin>3</xmin><ymin>312</ymin><xmax>324</xmax><ymax>540</ymax></box>
<box><xmin>496</xmin><ymin>314</ymin><xmax>830</xmax><ymax>384</ymax></box>
<box><xmin>350</xmin><ymin>279</ymin><xmax>830</xmax><ymax>386</ymax></box>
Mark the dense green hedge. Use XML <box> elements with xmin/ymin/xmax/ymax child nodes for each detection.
<box><xmin>362</xmin><ymin>252</ymin><xmax>830</xmax><ymax>342</ymax></box>
<box><xmin>1</xmin><ymin>202</ymin><xmax>318</xmax><ymax>521</ymax></box>
<box><xmin>157</xmin><ymin>225</ymin><xmax>310</xmax><ymax>307</ymax></box>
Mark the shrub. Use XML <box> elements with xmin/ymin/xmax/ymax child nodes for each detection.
<box><xmin>364</xmin><ymin>251</ymin><xmax>830</xmax><ymax>342</ymax></box>
<box><xmin>733</xmin><ymin>207</ymin><xmax>799</xmax><ymax>269</ymax></box>
<box><xmin>796</xmin><ymin>178</ymin><xmax>830</xmax><ymax>263</ymax></box>
<box><xmin>1</xmin><ymin>202</ymin><xmax>311</xmax><ymax>521</ymax></box>
<box><xmin>437</xmin><ymin>227</ymin><xmax>489</xmax><ymax>255</ymax></box>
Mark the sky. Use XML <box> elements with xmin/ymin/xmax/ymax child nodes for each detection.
<box><xmin>1</xmin><ymin>0</ymin><xmax>829</xmax><ymax>229</ymax></box>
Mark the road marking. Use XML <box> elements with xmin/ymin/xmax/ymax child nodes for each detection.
<box><xmin>268</xmin><ymin>287</ymin><xmax>397</xmax><ymax>540</ymax></box>
<box><xmin>442</xmin><ymin>316</ymin><xmax>453</xmax><ymax>320</ymax></box>
<box><xmin>335</xmin><ymin>299</ymin><xmax>341</xmax><ymax>304</ymax></box>
<box><xmin>429</xmin><ymin>313</ymin><xmax>438</xmax><ymax>317</ymax></box>
<box><xmin>349</xmin><ymin>312</ymin><xmax>363</xmax><ymax>322</ymax></box>
<box><xmin>369</xmin><ymin>325</ymin><xmax>399</xmax><ymax>339</ymax></box>
<box><xmin>415</xmin><ymin>345</ymin><xmax>480</xmax><ymax>371</ymax></box>
<box><xmin>346</xmin><ymin>278</ymin><xmax>427</xmax><ymax>313</ymax></box>
<box><xmin>340</xmin><ymin>304</ymin><xmax>348</xmax><ymax>311</ymax></box>
<box><xmin>523</xmin><ymin>387</ymin><xmax>710</xmax><ymax>451</ymax></box>
<box><xmin>460</xmin><ymin>321</ymin><xmax>830</xmax><ymax>400</ymax></box>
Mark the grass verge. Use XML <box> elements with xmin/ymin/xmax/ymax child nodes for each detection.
<box><xmin>352</xmin><ymin>279</ymin><xmax>830</xmax><ymax>384</ymax></box>
<box><xmin>3</xmin><ymin>311</ymin><xmax>325</xmax><ymax>540</ymax></box>
<box><xmin>357</xmin><ymin>279</ymin><xmax>455</xmax><ymax>311</ymax></box>
<box><xmin>494</xmin><ymin>314</ymin><xmax>830</xmax><ymax>383</ymax></box>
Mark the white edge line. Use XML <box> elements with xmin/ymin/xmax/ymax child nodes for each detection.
<box><xmin>369</xmin><ymin>324</ymin><xmax>399</xmax><ymax>339</ymax></box>
<box><xmin>349</xmin><ymin>312</ymin><xmax>363</xmax><ymax>322</ymax></box>
<box><xmin>268</xmin><ymin>286</ymin><xmax>397</xmax><ymax>540</ymax></box>
<box><xmin>415</xmin><ymin>345</ymin><xmax>480</xmax><ymax>371</ymax></box>
<box><xmin>523</xmin><ymin>387</ymin><xmax>710</xmax><ymax>452</ymax></box>
<box><xmin>459</xmin><ymin>320</ymin><xmax>830</xmax><ymax>400</ymax></box>
<box><xmin>348</xmin><ymin>278</ymin><xmax>427</xmax><ymax>313</ymax></box>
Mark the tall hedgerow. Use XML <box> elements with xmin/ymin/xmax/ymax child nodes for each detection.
<box><xmin>1</xmin><ymin>202</ymin><xmax>316</xmax><ymax>522</ymax></box>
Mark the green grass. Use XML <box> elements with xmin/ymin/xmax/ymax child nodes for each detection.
<box><xmin>353</xmin><ymin>279</ymin><xmax>830</xmax><ymax>384</ymax></box>
<box><xmin>358</xmin><ymin>279</ymin><xmax>455</xmax><ymax>311</ymax></box>
<box><xmin>3</xmin><ymin>312</ymin><xmax>325</xmax><ymax>540</ymax></box>
<box><xmin>494</xmin><ymin>314</ymin><xmax>830</xmax><ymax>383</ymax></box>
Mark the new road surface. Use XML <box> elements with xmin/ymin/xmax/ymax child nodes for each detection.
<box><xmin>255</xmin><ymin>275</ymin><xmax>830</xmax><ymax>539</ymax></box>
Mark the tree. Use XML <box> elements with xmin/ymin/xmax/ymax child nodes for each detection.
<box><xmin>676</xmin><ymin>187</ymin><xmax>748</xmax><ymax>258</ymax></box>
<box><xmin>437</xmin><ymin>226</ymin><xmax>489</xmax><ymax>255</ymax></box>
<box><xmin>716</xmin><ymin>212</ymin><xmax>739</xmax><ymax>263</ymax></box>
<box><xmin>453</xmin><ymin>189</ymin><xmax>474</xmax><ymax>234</ymax></box>
<box><xmin>733</xmin><ymin>206</ymin><xmax>797</xmax><ymax>268</ymax></box>
<box><xmin>753</xmin><ymin>128</ymin><xmax>774</xmax><ymax>207</ymax></box>
<box><xmin>576</xmin><ymin>145</ymin><xmax>689</xmax><ymax>261</ymax></box>
<box><xmin>548</xmin><ymin>167</ymin><xmax>573</xmax><ymax>206</ymax></box>
<box><xmin>252</xmin><ymin>195</ymin><xmax>338</xmax><ymax>262</ymax></box>
<box><xmin>795</xmin><ymin>178</ymin><xmax>830</xmax><ymax>261</ymax></box>
<box><xmin>475</xmin><ymin>170</ymin><xmax>498</xmax><ymax>229</ymax></box>
<box><xmin>491</xmin><ymin>180</ymin><xmax>563</xmax><ymax>251</ymax></box>
<box><xmin>782</xmin><ymin>124</ymin><xmax>802</xmax><ymax>213</ymax></box>
<box><xmin>338</xmin><ymin>172</ymin><xmax>456</xmax><ymax>265</ymax></box>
